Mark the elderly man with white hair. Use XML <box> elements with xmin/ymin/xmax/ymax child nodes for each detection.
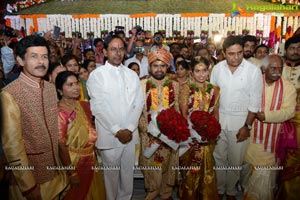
<box><xmin>243</xmin><ymin>54</ymin><xmax>297</xmax><ymax>200</ymax></box>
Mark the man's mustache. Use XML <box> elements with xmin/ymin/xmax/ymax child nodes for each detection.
<box><xmin>34</xmin><ymin>65</ymin><xmax>47</xmax><ymax>70</ymax></box>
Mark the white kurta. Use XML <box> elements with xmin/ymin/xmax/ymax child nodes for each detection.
<box><xmin>87</xmin><ymin>61</ymin><xmax>144</xmax><ymax>149</ymax></box>
<box><xmin>87</xmin><ymin>61</ymin><xmax>144</xmax><ymax>200</ymax></box>
<box><xmin>210</xmin><ymin>59</ymin><xmax>263</xmax><ymax>131</ymax></box>
<box><xmin>210</xmin><ymin>58</ymin><xmax>263</xmax><ymax>196</ymax></box>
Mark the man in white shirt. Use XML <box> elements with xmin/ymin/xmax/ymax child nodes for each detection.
<box><xmin>87</xmin><ymin>35</ymin><xmax>144</xmax><ymax>200</ymax></box>
<box><xmin>210</xmin><ymin>36</ymin><xmax>262</xmax><ymax>200</ymax></box>
<box><xmin>125</xmin><ymin>40</ymin><xmax>149</xmax><ymax>79</ymax></box>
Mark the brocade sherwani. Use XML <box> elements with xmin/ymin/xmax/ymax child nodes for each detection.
<box><xmin>1</xmin><ymin>72</ymin><xmax>67</xmax><ymax>199</ymax></box>
<box><xmin>138</xmin><ymin>76</ymin><xmax>180</xmax><ymax>200</ymax></box>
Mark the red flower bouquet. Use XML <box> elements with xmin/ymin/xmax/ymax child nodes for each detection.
<box><xmin>156</xmin><ymin>108</ymin><xmax>190</xmax><ymax>143</ymax></box>
<box><xmin>189</xmin><ymin>110</ymin><xmax>221</xmax><ymax>142</ymax></box>
<box><xmin>144</xmin><ymin>108</ymin><xmax>190</xmax><ymax>158</ymax></box>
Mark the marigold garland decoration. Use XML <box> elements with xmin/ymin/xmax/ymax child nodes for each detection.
<box><xmin>146</xmin><ymin>79</ymin><xmax>175</xmax><ymax>120</ymax></box>
<box><xmin>188</xmin><ymin>83</ymin><xmax>215</xmax><ymax>113</ymax></box>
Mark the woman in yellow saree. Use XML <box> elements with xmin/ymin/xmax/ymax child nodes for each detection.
<box><xmin>179</xmin><ymin>56</ymin><xmax>220</xmax><ymax>200</ymax></box>
<box><xmin>56</xmin><ymin>71</ymin><xmax>106</xmax><ymax>200</ymax></box>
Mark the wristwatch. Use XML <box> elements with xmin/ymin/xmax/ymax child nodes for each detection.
<box><xmin>244</xmin><ymin>123</ymin><xmax>252</xmax><ymax>130</ymax></box>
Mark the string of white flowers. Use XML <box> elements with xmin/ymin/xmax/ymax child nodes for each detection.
<box><xmin>287</xmin><ymin>16</ymin><xmax>293</xmax><ymax>32</ymax></box>
<box><xmin>90</xmin><ymin>18</ymin><xmax>94</xmax><ymax>36</ymax></box>
<box><xmin>239</xmin><ymin>17</ymin><xmax>243</xmax><ymax>34</ymax></box>
<box><xmin>144</xmin><ymin>16</ymin><xmax>149</xmax><ymax>33</ymax></box>
<box><xmin>99</xmin><ymin>15</ymin><xmax>105</xmax><ymax>33</ymax></box>
<box><xmin>149</xmin><ymin>16</ymin><xmax>153</xmax><ymax>34</ymax></box>
<box><xmin>237</xmin><ymin>17</ymin><xmax>241</xmax><ymax>34</ymax></box>
<box><xmin>7</xmin><ymin>13</ymin><xmax>299</xmax><ymax>40</ymax></box>
<box><xmin>105</xmin><ymin>15</ymin><xmax>108</xmax><ymax>34</ymax></box>
<box><xmin>207</xmin><ymin>16</ymin><xmax>211</xmax><ymax>35</ymax></box>
<box><xmin>185</xmin><ymin>17</ymin><xmax>189</xmax><ymax>36</ymax></box>
<box><xmin>95</xmin><ymin>17</ymin><xmax>99</xmax><ymax>37</ymax></box>
<box><xmin>15</xmin><ymin>17</ymin><xmax>20</xmax><ymax>31</ymax></box>
<box><xmin>220</xmin><ymin>15</ymin><xmax>224</xmax><ymax>35</ymax></box>
<box><xmin>15</xmin><ymin>16</ymin><xmax>21</xmax><ymax>30</ymax></box>
<box><xmin>108</xmin><ymin>15</ymin><xmax>112</xmax><ymax>33</ymax></box>
<box><xmin>45</xmin><ymin>16</ymin><xmax>50</xmax><ymax>32</ymax></box>
<box><xmin>11</xmin><ymin>17</ymin><xmax>16</xmax><ymax>30</ymax></box>
<box><xmin>249</xmin><ymin>17</ymin><xmax>254</xmax><ymax>35</ymax></box>
<box><xmin>157</xmin><ymin>15</ymin><xmax>161</xmax><ymax>31</ymax></box>
<box><xmin>57</xmin><ymin>15</ymin><xmax>61</xmax><ymax>30</ymax></box>
<box><xmin>265</xmin><ymin>15</ymin><xmax>271</xmax><ymax>38</ymax></box>
<box><xmin>37</xmin><ymin>18</ymin><xmax>43</xmax><ymax>32</ymax></box>
<box><xmin>94</xmin><ymin>17</ymin><xmax>99</xmax><ymax>38</ymax></box>
<box><xmin>214</xmin><ymin>15</ymin><xmax>218</xmax><ymax>32</ymax></box>
<box><xmin>85</xmin><ymin>18</ymin><xmax>89</xmax><ymax>38</ymax></box>
<box><xmin>173</xmin><ymin>14</ymin><xmax>177</xmax><ymax>34</ymax></box>
<box><xmin>116</xmin><ymin>15</ymin><xmax>120</xmax><ymax>28</ymax></box>
<box><xmin>194</xmin><ymin>17</ymin><xmax>199</xmax><ymax>37</ymax></box>
<box><xmin>205</xmin><ymin>16</ymin><xmax>209</xmax><ymax>32</ymax></box>
<box><xmin>227</xmin><ymin>17</ymin><xmax>231</xmax><ymax>33</ymax></box>
<box><xmin>137</xmin><ymin>17</ymin><xmax>140</xmax><ymax>29</ymax></box>
<box><xmin>282</xmin><ymin>17</ymin><xmax>286</xmax><ymax>36</ymax></box>
<box><xmin>232</xmin><ymin>17</ymin><xmax>236</xmax><ymax>34</ymax></box>
<box><xmin>293</xmin><ymin>16</ymin><xmax>298</xmax><ymax>33</ymax></box>
<box><xmin>112</xmin><ymin>15</ymin><xmax>116</xmax><ymax>32</ymax></box>
<box><xmin>223</xmin><ymin>17</ymin><xmax>227</xmax><ymax>35</ymax></box>
<box><xmin>182</xmin><ymin>17</ymin><xmax>186</xmax><ymax>36</ymax></box>
<box><xmin>165</xmin><ymin>15</ymin><xmax>169</xmax><ymax>37</ymax></box>
<box><xmin>103</xmin><ymin>16</ymin><xmax>107</xmax><ymax>32</ymax></box>
<box><xmin>231</xmin><ymin>16</ymin><xmax>235</xmax><ymax>34</ymax></box>
<box><xmin>59</xmin><ymin>15</ymin><xmax>64</xmax><ymax>33</ymax></box>
<box><xmin>217</xmin><ymin>15</ymin><xmax>220</xmax><ymax>34</ymax></box>
<box><xmin>154</xmin><ymin>16</ymin><xmax>158</xmax><ymax>32</ymax></box>
<box><xmin>26</xmin><ymin>18</ymin><xmax>34</xmax><ymax>35</ymax></box>
<box><xmin>79</xmin><ymin>18</ymin><xmax>83</xmax><ymax>36</ymax></box>
<box><xmin>19</xmin><ymin>17</ymin><xmax>25</xmax><ymax>32</ymax></box>
<box><xmin>64</xmin><ymin>15</ymin><xmax>69</xmax><ymax>38</ymax></box>
<box><xmin>171</xmin><ymin>15</ymin><xmax>174</xmax><ymax>35</ymax></box>
<box><xmin>162</xmin><ymin>15</ymin><xmax>165</xmax><ymax>31</ymax></box>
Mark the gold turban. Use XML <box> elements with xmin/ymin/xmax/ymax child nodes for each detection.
<box><xmin>148</xmin><ymin>48</ymin><xmax>173</xmax><ymax>66</ymax></box>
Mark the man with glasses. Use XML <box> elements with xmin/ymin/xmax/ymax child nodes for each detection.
<box><xmin>87</xmin><ymin>35</ymin><xmax>144</xmax><ymax>200</ymax></box>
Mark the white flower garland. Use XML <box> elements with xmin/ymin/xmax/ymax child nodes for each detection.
<box><xmin>294</xmin><ymin>16</ymin><xmax>298</xmax><ymax>33</ymax></box>
<box><xmin>5</xmin><ymin>13</ymin><xmax>298</xmax><ymax>40</ymax></box>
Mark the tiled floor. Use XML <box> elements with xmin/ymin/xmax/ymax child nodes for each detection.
<box><xmin>132</xmin><ymin>178</ymin><xmax>243</xmax><ymax>200</ymax></box>
<box><xmin>132</xmin><ymin>178</ymin><xmax>179</xmax><ymax>200</ymax></box>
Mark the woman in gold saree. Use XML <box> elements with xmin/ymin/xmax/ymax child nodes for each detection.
<box><xmin>56</xmin><ymin>71</ymin><xmax>105</xmax><ymax>200</ymax></box>
<box><xmin>179</xmin><ymin>56</ymin><xmax>220</xmax><ymax>200</ymax></box>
